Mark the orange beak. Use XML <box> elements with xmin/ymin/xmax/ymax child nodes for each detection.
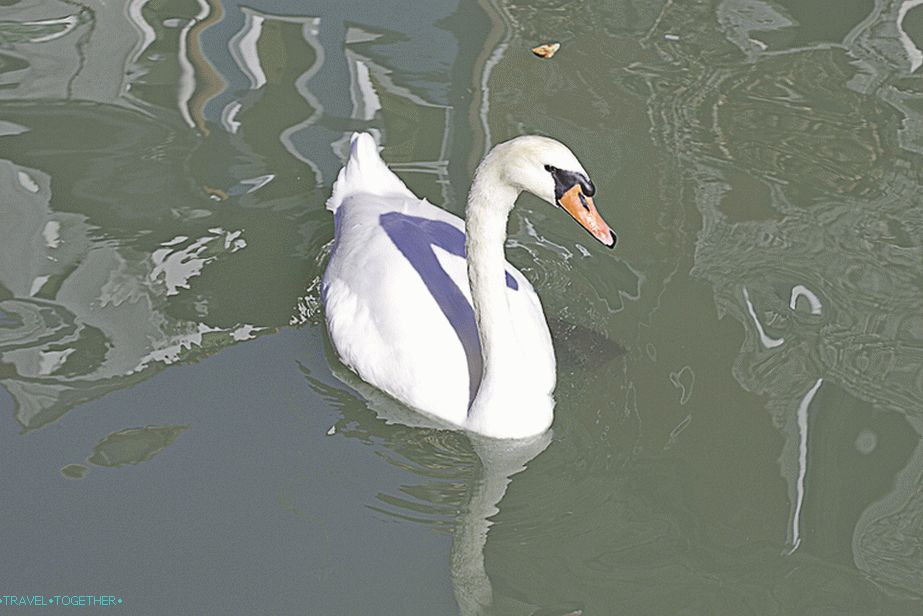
<box><xmin>558</xmin><ymin>184</ymin><xmax>616</xmax><ymax>248</ymax></box>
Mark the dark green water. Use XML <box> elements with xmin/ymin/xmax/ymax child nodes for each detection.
<box><xmin>2</xmin><ymin>0</ymin><xmax>923</xmax><ymax>613</ymax></box>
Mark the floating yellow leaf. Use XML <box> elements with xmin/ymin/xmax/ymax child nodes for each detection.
<box><xmin>531</xmin><ymin>42</ymin><xmax>560</xmax><ymax>59</ymax></box>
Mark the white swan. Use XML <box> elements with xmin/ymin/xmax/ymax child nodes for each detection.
<box><xmin>322</xmin><ymin>133</ymin><xmax>615</xmax><ymax>439</ymax></box>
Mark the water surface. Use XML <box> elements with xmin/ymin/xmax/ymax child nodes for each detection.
<box><xmin>2</xmin><ymin>0</ymin><xmax>923</xmax><ymax>613</ymax></box>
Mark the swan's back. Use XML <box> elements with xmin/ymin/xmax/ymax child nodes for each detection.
<box><xmin>326</xmin><ymin>133</ymin><xmax>415</xmax><ymax>213</ymax></box>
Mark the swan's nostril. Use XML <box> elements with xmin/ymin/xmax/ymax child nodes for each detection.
<box><xmin>578</xmin><ymin>192</ymin><xmax>590</xmax><ymax>211</ymax></box>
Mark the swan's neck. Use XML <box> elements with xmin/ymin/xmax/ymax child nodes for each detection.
<box><xmin>464</xmin><ymin>162</ymin><xmax>524</xmax><ymax>432</ymax></box>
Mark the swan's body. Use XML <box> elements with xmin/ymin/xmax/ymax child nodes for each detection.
<box><xmin>322</xmin><ymin>133</ymin><xmax>614</xmax><ymax>439</ymax></box>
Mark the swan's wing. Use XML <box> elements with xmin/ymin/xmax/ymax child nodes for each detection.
<box><xmin>327</xmin><ymin>132</ymin><xmax>415</xmax><ymax>212</ymax></box>
<box><xmin>323</xmin><ymin>196</ymin><xmax>475</xmax><ymax>426</ymax></box>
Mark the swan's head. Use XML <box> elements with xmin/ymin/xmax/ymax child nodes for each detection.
<box><xmin>491</xmin><ymin>135</ymin><xmax>616</xmax><ymax>248</ymax></box>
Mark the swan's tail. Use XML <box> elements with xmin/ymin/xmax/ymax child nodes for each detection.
<box><xmin>326</xmin><ymin>132</ymin><xmax>413</xmax><ymax>212</ymax></box>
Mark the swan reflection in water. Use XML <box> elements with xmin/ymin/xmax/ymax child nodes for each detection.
<box><xmin>298</xmin><ymin>283</ymin><xmax>630</xmax><ymax>614</ymax></box>
<box><xmin>302</xmin><ymin>339</ymin><xmax>618</xmax><ymax>616</ymax></box>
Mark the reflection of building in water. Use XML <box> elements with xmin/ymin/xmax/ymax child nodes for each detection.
<box><xmin>0</xmin><ymin>145</ymin><xmax>257</xmax><ymax>430</ymax></box>
<box><xmin>171</xmin><ymin>0</ymin><xmax>458</xmax><ymax>195</ymax></box>
<box><xmin>640</xmin><ymin>0</ymin><xmax>923</xmax><ymax>597</ymax></box>
<box><xmin>340</xmin><ymin>26</ymin><xmax>453</xmax><ymax>204</ymax></box>
<box><xmin>0</xmin><ymin>1</ymin><xmax>271</xmax><ymax>430</ymax></box>
<box><xmin>0</xmin><ymin>1</ymin><xmax>141</xmax><ymax>105</ymax></box>
<box><xmin>0</xmin><ymin>0</ymin><xmax>484</xmax><ymax>432</ymax></box>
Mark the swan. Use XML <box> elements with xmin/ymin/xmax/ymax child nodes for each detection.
<box><xmin>322</xmin><ymin>132</ymin><xmax>615</xmax><ymax>439</ymax></box>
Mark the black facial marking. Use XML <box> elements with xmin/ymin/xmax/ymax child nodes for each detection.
<box><xmin>545</xmin><ymin>164</ymin><xmax>595</xmax><ymax>201</ymax></box>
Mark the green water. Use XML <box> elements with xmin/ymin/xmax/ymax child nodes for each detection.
<box><xmin>2</xmin><ymin>0</ymin><xmax>923</xmax><ymax>613</ymax></box>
